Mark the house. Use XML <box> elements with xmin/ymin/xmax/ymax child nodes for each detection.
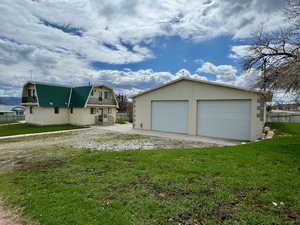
<box><xmin>0</xmin><ymin>105</ymin><xmax>25</xmax><ymax>121</ymax></box>
<box><xmin>11</xmin><ymin>106</ymin><xmax>25</xmax><ymax>115</ymax></box>
<box><xmin>0</xmin><ymin>105</ymin><xmax>16</xmax><ymax>116</ymax></box>
<box><xmin>21</xmin><ymin>82</ymin><xmax>118</xmax><ymax>126</ymax></box>
<box><xmin>271</xmin><ymin>103</ymin><xmax>300</xmax><ymax>111</ymax></box>
<box><xmin>131</xmin><ymin>77</ymin><xmax>272</xmax><ymax>141</ymax></box>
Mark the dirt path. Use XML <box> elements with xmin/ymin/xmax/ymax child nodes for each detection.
<box><xmin>0</xmin><ymin>199</ymin><xmax>22</xmax><ymax>225</ymax></box>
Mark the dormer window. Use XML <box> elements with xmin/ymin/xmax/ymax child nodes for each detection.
<box><xmin>104</xmin><ymin>91</ymin><xmax>111</xmax><ymax>99</ymax></box>
<box><xmin>28</xmin><ymin>88</ymin><xmax>35</xmax><ymax>97</ymax></box>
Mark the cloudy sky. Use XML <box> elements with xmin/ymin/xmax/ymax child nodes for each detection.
<box><xmin>0</xmin><ymin>0</ymin><xmax>288</xmax><ymax>99</ymax></box>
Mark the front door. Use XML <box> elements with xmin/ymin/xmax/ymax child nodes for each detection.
<box><xmin>95</xmin><ymin>109</ymin><xmax>103</xmax><ymax>125</ymax></box>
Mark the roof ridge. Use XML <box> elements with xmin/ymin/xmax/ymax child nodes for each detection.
<box><xmin>27</xmin><ymin>81</ymin><xmax>72</xmax><ymax>88</ymax></box>
<box><xmin>25</xmin><ymin>81</ymin><xmax>108</xmax><ymax>89</ymax></box>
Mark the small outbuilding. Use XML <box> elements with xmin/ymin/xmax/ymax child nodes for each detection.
<box><xmin>131</xmin><ymin>77</ymin><xmax>271</xmax><ymax>141</ymax></box>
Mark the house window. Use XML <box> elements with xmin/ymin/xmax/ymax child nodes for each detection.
<box><xmin>104</xmin><ymin>91</ymin><xmax>108</xmax><ymax>99</ymax></box>
<box><xmin>99</xmin><ymin>92</ymin><xmax>102</xmax><ymax>101</ymax></box>
<box><xmin>54</xmin><ymin>107</ymin><xmax>59</xmax><ymax>114</ymax></box>
<box><xmin>90</xmin><ymin>108</ymin><xmax>96</xmax><ymax>114</ymax></box>
<box><xmin>108</xmin><ymin>108</ymin><xmax>112</xmax><ymax>114</ymax></box>
<box><xmin>70</xmin><ymin>107</ymin><xmax>73</xmax><ymax>114</ymax></box>
<box><xmin>28</xmin><ymin>89</ymin><xmax>35</xmax><ymax>97</ymax></box>
<box><xmin>29</xmin><ymin>106</ymin><xmax>33</xmax><ymax>114</ymax></box>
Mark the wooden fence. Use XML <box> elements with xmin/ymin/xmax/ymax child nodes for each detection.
<box><xmin>0</xmin><ymin>115</ymin><xmax>25</xmax><ymax>122</ymax></box>
<box><xmin>267</xmin><ymin>113</ymin><xmax>300</xmax><ymax>123</ymax></box>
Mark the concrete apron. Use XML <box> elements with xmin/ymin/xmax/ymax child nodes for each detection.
<box><xmin>99</xmin><ymin>124</ymin><xmax>242</xmax><ymax>146</ymax></box>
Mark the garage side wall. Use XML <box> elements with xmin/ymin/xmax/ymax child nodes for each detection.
<box><xmin>133</xmin><ymin>80</ymin><xmax>264</xmax><ymax>141</ymax></box>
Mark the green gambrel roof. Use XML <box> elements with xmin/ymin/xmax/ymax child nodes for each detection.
<box><xmin>36</xmin><ymin>83</ymin><xmax>71</xmax><ymax>107</ymax></box>
<box><xmin>69</xmin><ymin>86</ymin><xmax>92</xmax><ymax>108</ymax></box>
<box><xmin>32</xmin><ymin>82</ymin><xmax>92</xmax><ymax>108</ymax></box>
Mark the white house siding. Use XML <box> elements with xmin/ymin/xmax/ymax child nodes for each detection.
<box><xmin>90</xmin><ymin>86</ymin><xmax>111</xmax><ymax>97</ymax></box>
<box><xmin>69</xmin><ymin>107</ymin><xmax>117</xmax><ymax>125</ymax></box>
<box><xmin>25</xmin><ymin>106</ymin><xmax>117</xmax><ymax>126</ymax></box>
<box><xmin>69</xmin><ymin>108</ymin><xmax>92</xmax><ymax>125</ymax></box>
<box><xmin>25</xmin><ymin>106</ymin><xmax>69</xmax><ymax>125</ymax></box>
<box><xmin>133</xmin><ymin>80</ymin><xmax>265</xmax><ymax>141</ymax></box>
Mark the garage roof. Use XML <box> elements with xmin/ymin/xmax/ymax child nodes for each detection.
<box><xmin>131</xmin><ymin>77</ymin><xmax>270</xmax><ymax>99</ymax></box>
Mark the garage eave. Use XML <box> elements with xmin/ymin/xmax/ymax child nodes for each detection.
<box><xmin>130</xmin><ymin>77</ymin><xmax>267</xmax><ymax>99</ymax></box>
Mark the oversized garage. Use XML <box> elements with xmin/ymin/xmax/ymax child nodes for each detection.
<box><xmin>132</xmin><ymin>77</ymin><xmax>270</xmax><ymax>141</ymax></box>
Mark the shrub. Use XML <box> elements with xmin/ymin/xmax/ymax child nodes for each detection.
<box><xmin>116</xmin><ymin>120</ymin><xmax>127</xmax><ymax>124</ymax></box>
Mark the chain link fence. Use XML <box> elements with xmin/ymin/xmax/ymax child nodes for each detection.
<box><xmin>267</xmin><ymin>113</ymin><xmax>300</xmax><ymax>122</ymax></box>
<box><xmin>0</xmin><ymin>115</ymin><xmax>25</xmax><ymax>122</ymax></box>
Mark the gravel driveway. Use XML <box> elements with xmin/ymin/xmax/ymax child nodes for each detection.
<box><xmin>0</xmin><ymin>124</ymin><xmax>230</xmax><ymax>153</ymax></box>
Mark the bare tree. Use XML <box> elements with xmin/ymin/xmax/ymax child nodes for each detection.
<box><xmin>243</xmin><ymin>0</ymin><xmax>300</xmax><ymax>97</ymax></box>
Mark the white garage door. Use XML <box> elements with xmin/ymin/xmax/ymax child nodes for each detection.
<box><xmin>197</xmin><ymin>100</ymin><xmax>251</xmax><ymax>140</ymax></box>
<box><xmin>151</xmin><ymin>100</ymin><xmax>188</xmax><ymax>134</ymax></box>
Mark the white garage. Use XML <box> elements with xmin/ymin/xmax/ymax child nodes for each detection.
<box><xmin>151</xmin><ymin>100</ymin><xmax>188</xmax><ymax>134</ymax></box>
<box><xmin>132</xmin><ymin>77</ymin><xmax>271</xmax><ymax>141</ymax></box>
<box><xmin>197</xmin><ymin>100</ymin><xmax>251</xmax><ymax>140</ymax></box>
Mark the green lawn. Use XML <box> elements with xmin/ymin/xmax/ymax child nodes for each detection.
<box><xmin>0</xmin><ymin>123</ymin><xmax>299</xmax><ymax>225</ymax></box>
<box><xmin>0</xmin><ymin>120</ymin><xmax>19</xmax><ymax>125</ymax></box>
<box><xmin>116</xmin><ymin>119</ymin><xmax>128</xmax><ymax>124</ymax></box>
<box><xmin>0</xmin><ymin>123</ymin><xmax>83</xmax><ymax>137</ymax></box>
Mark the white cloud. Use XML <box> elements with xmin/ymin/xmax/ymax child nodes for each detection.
<box><xmin>0</xmin><ymin>43</ymin><xmax>209</xmax><ymax>97</ymax></box>
<box><xmin>234</xmin><ymin>68</ymin><xmax>260</xmax><ymax>88</ymax></box>
<box><xmin>229</xmin><ymin>45</ymin><xmax>252</xmax><ymax>59</ymax></box>
<box><xmin>176</xmin><ymin>68</ymin><xmax>208</xmax><ymax>81</ymax></box>
<box><xmin>197</xmin><ymin>62</ymin><xmax>237</xmax><ymax>82</ymax></box>
<box><xmin>196</xmin><ymin>61</ymin><xmax>262</xmax><ymax>88</ymax></box>
<box><xmin>272</xmin><ymin>91</ymin><xmax>297</xmax><ymax>103</ymax></box>
<box><xmin>0</xmin><ymin>0</ymin><xmax>289</xmax><ymax>97</ymax></box>
<box><xmin>196</xmin><ymin>62</ymin><xmax>296</xmax><ymax>102</ymax></box>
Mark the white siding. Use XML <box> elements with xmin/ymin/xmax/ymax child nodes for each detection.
<box><xmin>25</xmin><ymin>106</ymin><xmax>117</xmax><ymax>126</ymax></box>
<box><xmin>133</xmin><ymin>80</ymin><xmax>265</xmax><ymax>141</ymax></box>
<box><xmin>25</xmin><ymin>106</ymin><xmax>69</xmax><ymax>125</ymax></box>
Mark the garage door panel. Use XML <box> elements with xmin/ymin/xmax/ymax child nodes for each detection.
<box><xmin>197</xmin><ymin>100</ymin><xmax>251</xmax><ymax>140</ymax></box>
<box><xmin>152</xmin><ymin>101</ymin><xmax>188</xmax><ymax>134</ymax></box>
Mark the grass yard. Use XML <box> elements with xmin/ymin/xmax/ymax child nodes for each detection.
<box><xmin>0</xmin><ymin>123</ymin><xmax>84</xmax><ymax>137</ymax></box>
<box><xmin>116</xmin><ymin>119</ymin><xmax>128</xmax><ymax>124</ymax></box>
<box><xmin>0</xmin><ymin>120</ymin><xmax>19</xmax><ymax>125</ymax></box>
<box><xmin>0</xmin><ymin>123</ymin><xmax>299</xmax><ymax>225</ymax></box>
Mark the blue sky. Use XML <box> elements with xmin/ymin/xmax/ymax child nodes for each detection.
<box><xmin>0</xmin><ymin>0</ymin><xmax>288</xmax><ymax>99</ymax></box>
<box><xmin>92</xmin><ymin>36</ymin><xmax>245</xmax><ymax>78</ymax></box>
